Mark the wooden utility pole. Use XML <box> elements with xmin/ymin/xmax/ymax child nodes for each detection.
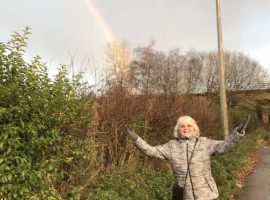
<box><xmin>216</xmin><ymin>0</ymin><xmax>229</xmax><ymax>138</ymax></box>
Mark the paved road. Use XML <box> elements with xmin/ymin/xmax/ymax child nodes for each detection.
<box><xmin>236</xmin><ymin>142</ymin><xmax>270</xmax><ymax>200</ymax></box>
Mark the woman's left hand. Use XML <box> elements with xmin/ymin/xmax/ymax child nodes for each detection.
<box><xmin>236</xmin><ymin>115</ymin><xmax>251</xmax><ymax>136</ymax></box>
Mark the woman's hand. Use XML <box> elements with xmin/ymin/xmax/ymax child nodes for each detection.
<box><xmin>126</xmin><ymin>126</ymin><xmax>139</xmax><ymax>141</ymax></box>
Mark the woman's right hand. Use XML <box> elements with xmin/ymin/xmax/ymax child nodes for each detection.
<box><xmin>126</xmin><ymin>126</ymin><xmax>139</xmax><ymax>141</ymax></box>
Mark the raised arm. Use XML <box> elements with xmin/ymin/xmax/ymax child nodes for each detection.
<box><xmin>127</xmin><ymin>127</ymin><xmax>170</xmax><ymax>160</ymax></box>
<box><xmin>207</xmin><ymin>129</ymin><xmax>240</xmax><ymax>155</ymax></box>
<box><xmin>207</xmin><ymin>116</ymin><xmax>250</xmax><ymax>155</ymax></box>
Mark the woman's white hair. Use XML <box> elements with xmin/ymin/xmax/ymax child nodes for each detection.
<box><xmin>173</xmin><ymin>115</ymin><xmax>200</xmax><ymax>138</ymax></box>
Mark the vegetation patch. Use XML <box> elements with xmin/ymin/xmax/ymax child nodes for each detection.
<box><xmin>1</xmin><ymin>29</ymin><xmax>269</xmax><ymax>200</ymax></box>
<box><xmin>211</xmin><ymin>129</ymin><xmax>269</xmax><ymax>200</ymax></box>
<box><xmin>88</xmin><ymin>164</ymin><xmax>174</xmax><ymax>200</ymax></box>
<box><xmin>0</xmin><ymin>28</ymin><xmax>95</xmax><ymax>199</ymax></box>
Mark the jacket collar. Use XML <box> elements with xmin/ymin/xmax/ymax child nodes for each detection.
<box><xmin>176</xmin><ymin>135</ymin><xmax>198</xmax><ymax>142</ymax></box>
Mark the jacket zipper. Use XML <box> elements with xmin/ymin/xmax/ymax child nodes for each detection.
<box><xmin>186</xmin><ymin>140</ymin><xmax>196</xmax><ymax>200</ymax></box>
<box><xmin>205</xmin><ymin>177</ymin><xmax>213</xmax><ymax>192</ymax></box>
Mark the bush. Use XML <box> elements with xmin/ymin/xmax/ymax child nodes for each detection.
<box><xmin>228</xmin><ymin>108</ymin><xmax>260</xmax><ymax>131</ymax></box>
<box><xmin>87</xmin><ymin>164</ymin><xmax>174</xmax><ymax>200</ymax></box>
<box><xmin>0</xmin><ymin>28</ymin><xmax>95</xmax><ymax>199</ymax></box>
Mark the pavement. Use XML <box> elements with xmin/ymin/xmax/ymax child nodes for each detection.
<box><xmin>236</xmin><ymin>142</ymin><xmax>270</xmax><ymax>200</ymax></box>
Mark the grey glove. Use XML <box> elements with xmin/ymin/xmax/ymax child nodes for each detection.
<box><xmin>126</xmin><ymin>126</ymin><xmax>139</xmax><ymax>141</ymax></box>
<box><xmin>236</xmin><ymin>115</ymin><xmax>251</xmax><ymax>136</ymax></box>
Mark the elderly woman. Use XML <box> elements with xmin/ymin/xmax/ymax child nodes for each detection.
<box><xmin>127</xmin><ymin>115</ymin><xmax>249</xmax><ymax>200</ymax></box>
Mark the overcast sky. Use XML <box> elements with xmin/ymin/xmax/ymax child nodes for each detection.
<box><xmin>1</xmin><ymin>0</ymin><xmax>270</xmax><ymax>77</ymax></box>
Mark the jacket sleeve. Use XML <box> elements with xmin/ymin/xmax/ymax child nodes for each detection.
<box><xmin>206</xmin><ymin>129</ymin><xmax>240</xmax><ymax>156</ymax></box>
<box><xmin>133</xmin><ymin>136</ymin><xmax>171</xmax><ymax>160</ymax></box>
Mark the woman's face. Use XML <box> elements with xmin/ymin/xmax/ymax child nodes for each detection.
<box><xmin>179</xmin><ymin>121</ymin><xmax>195</xmax><ymax>138</ymax></box>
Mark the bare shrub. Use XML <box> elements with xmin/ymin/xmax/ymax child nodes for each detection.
<box><xmin>89</xmin><ymin>89</ymin><xmax>220</xmax><ymax>169</ymax></box>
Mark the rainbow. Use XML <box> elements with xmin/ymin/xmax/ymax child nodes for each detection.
<box><xmin>83</xmin><ymin>0</ymin><xmax>115</xmax><ymax>43</ymax></box>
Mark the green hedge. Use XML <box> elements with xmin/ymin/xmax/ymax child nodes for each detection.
<box><xmin>88</xmin><ymin>164</ymin><xmax>174</xmax><ymax>200</ymax></box>
<box><xmin>0</xmin><ymin>28</ymin><xmax>95</xmax><ymax>199</ymax></box>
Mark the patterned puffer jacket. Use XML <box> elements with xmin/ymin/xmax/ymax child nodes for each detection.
<box><xmin>133</xmin><ymin>130</ymin><xmax>240</xmax><ymax>200</ymax></box>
